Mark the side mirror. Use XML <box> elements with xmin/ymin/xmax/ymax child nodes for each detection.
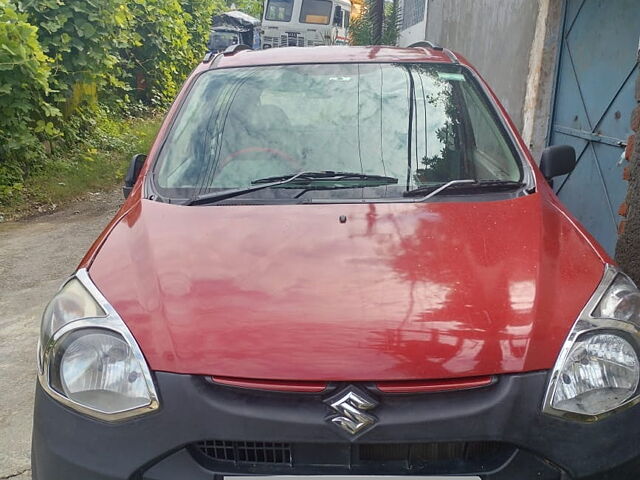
<box><xmin>123</xmin><ymin>153</ymin><xmax>147</xmax><ymax>199</ymax></box>
<box><xmin>539</xmin><ymin>145</ymin><xmax>576</xmax><ymax>185</ymax></box>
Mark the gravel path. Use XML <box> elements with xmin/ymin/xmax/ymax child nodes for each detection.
<box><xmin>0</xmin><ymin>190</ymin><xmax>123</xmax><ymax>479</ymax></box>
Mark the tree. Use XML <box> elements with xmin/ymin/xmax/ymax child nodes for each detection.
<box><xmin>123</xmin><ymin>0</ymin><xmax>193</xmax><ymax>106</ymax></box>
<box><xmin>184</xmin><ymin>0</ymin><xmax>228</xmax><ymax>58</ymax></box>
<box><xmin>227</xmin><ymin>0</ymin><xmax>263</xmax><ymax>20</ymax></box>
<box><xmin>350</xmin><ymin>0</ymin><xmax>401</xmax><ymax>46</ymax></box>
<box><xmin>21</xmin><ymin>0</ymin><xmax>134</xmax><ymax>108</ymax></box>
<box><xmin>0</xmin><ymin>1</ymin><xmax>59</xmax><ymax>195</ymax></box>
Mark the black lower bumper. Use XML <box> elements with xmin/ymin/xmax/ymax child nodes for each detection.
<box><xmin>32</xmin><ymin>371</ymin><xmax>640</xmax><ymax>479</ymax></box>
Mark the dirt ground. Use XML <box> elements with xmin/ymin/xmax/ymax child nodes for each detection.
<box><xmin>0</xmin><ymin>190</ymin><xmax>123</xmax><ymax>480</ymax></box>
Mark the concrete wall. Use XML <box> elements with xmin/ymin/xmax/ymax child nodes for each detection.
<box><xmin>423</xmin><ymin>0</ymin><xmax>539</xmax><ymax>133</ymax></box>
<box><xmin>521</xmin><ymin>0</ymin><xmax>563</xmax><ymax>160</ymax></box>
<box><xmin>615</xmin><ymin>63</ymin><xmax>640</xmax><ymax>284</ymax></box>
<box><xmin>397</xmin><ymin>0</ymin><xmax>428</xmax><ymax>47</ymax></box>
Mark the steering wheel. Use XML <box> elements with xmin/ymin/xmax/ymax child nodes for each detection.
<box><xmin>218</xmin><ymin>147</ymin><xmax>301</xmax><ymax>172</ymax></box>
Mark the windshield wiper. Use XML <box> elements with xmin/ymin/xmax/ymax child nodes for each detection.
<box><xmin>251</xmin><ymin>171</ymin><xmax>398</xmax><ymax>185</ymax></box>
<box><xmin>187</xmin><ymin>171</ymin><xmax>314</xmax><ymax>206</ymax></box>
<box><xmin>404</xmin><ymin>179</ymin><xmax>525</xmax><ymax>200</ymax></box>
<box><xmin>186</xmin><ymin>171</ymin><xmax>398</xmax><ymax>206</ymax></box>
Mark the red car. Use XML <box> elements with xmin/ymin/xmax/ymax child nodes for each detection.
<box><xmin>32</xmin><ymin>45</ymin><xmax>640</xmax><ymax>479</ymax></box>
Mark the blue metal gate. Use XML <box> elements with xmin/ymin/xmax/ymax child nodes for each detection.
<box><xmin>549</xmin><ymin>0</ymin><xmax>640</xmax><ymax>255</ymax></box>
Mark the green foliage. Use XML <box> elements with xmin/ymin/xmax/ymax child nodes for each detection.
<box><xmin>380</xmin><ymin>0</ymin><xmax>401</xmax><ymax>46</ymax></box>
<box><xmin>123</xmin><ymin>0</ymin><xmax>193</xmax><ymax>107</ymax></box>
<box><xmin>184</xmin><ymin>0</ymin><xmax>228</xmax><ymax>58</ymax></box>
<box><xmin>1</xmin><ymin>0</ymin><xmax>237</xmax><ymax>203</ymax></box>
<box><xmin>1</xmin><ymin>113</ymin><xmax>162</xmax><ymax>217</ymax></box>
<box><xmin>228</xmin><ymin>0</ymin><xmax>263</xmax><ymax>20</ymax></box>
<box><xmin>349</xmin><ymin>7</ymin><xmax>373</xmax><ymax>46</ymax></box>
<box><xmin>19</xmin><ymin>0</ymin><xmax>134</xmax><ymax>102</ymax></box>
<box><xmin>0</xmin><ymin>1</ymin><xmax>59</xmax><ymax>198</ymax></box>
<box><xmin>350</xmin><ymin>0</ymin><xmax>401</xmax><ymax>46</ymax></box>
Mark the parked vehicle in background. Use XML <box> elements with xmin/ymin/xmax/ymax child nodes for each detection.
<box><xmin>209</xmin><ymin>10</ymin><xmax>261</xmax><ymax>53</ymax></box>
<box><xmin>261</xmin><ymin>0</ymin><xmax>350</xmax><ymax>47</ymax></box>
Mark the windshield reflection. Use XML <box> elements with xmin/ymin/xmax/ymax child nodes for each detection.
<box><xmin>154</xmin><ymin>63</ymin><xmax>522</xmax><ymax>201</ymax></box>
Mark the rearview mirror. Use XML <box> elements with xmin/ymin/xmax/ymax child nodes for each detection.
<box><xmin>123</xmin><ymin>154</ymin><xmax>147</xmax><ymax>199</ymax></box>
<box><xmin>539</xmin><ymin>145</ymin><xmax>576</xmax><ymax>184</ymax></box>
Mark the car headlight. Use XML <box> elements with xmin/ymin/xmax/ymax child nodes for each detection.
<box><xmin>38</xmin><ymin>269</ymin><xmax>159</xmax><ymax>421</ymax></box>
<box><xmin>39</xmin><ymin>278</ymin><xmax>105</xmax><ymax>371</ymax></box>
<box><xmin>593</xmin><ymin>273</ymin><xmax>640</xmax><ymax>321</ymax></box>
<box><xmin>544</xmin><ymin>265</ymin><xmax>640</xmax><ymax>421</ymax></box>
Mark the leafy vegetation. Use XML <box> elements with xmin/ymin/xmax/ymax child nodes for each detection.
<box><xmin>0</xmin><ymin>1</ymin><xmax>59</xmax><ymax>199</ymax></box>
<box><xmin>0</xmin><ymin>0</ymin><xmax>264</xmax><ymax>211</ymax></box>
<box><xmin>123</xmin><ymin>0</ymin><xmax>193</xmax><ymax>106</ymax></box>
<box><xmin>229</xmin><ymin>0</ymin><xmax>263</xmax><ymax>20</ymax></box>
<box><xmin>1</xmin><ymin>113</ymin><xmax>161</xmax><ymax>219</ymax></box>
<box><xmin>185</xmin><ymin>0</ymin><xmax>228</xmax><ymax>57</ymax></box>
<box><xmin>349</xmin><ymin>0</ymin><xmax>401</xmax><ymax>46</ymax></box>
<box><xmin>21</xmin><ymin>0</ymin><xmax>133</xmax><ymax>101</ymax></box>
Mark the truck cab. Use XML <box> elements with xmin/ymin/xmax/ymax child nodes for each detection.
<box><xmin>261</xmin><ymin>0</ymin><xmax>351</xmax><ymax>48</ymax></box>
<box><xmin>209</xmin><ymin>10</ymin><xmax>261</xmax><ymax>53</ymax></box>
<box><xmin>210</xmin><ymin>29</ymin><xmax>242</xmax><ymax>52</ymax></box>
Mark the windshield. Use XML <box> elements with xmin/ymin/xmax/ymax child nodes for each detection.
<box><xmin>211</xmin><ymin>31</ymin><xmax>240</xmax><ymax>51</ymax></box>
<box><xmin>299</xmin><ymin>0</ymin><xmax>332</xmax><ymax>24</ymax></box>
<box><xmin>154</xmin><ymin>63</ymin><xmax>523</xmax><ymax>202</ymax></box>
<box><xmin>265</xmin><ymin>0</ymin><xmax>294</xmax><ymax>21</ymax></box>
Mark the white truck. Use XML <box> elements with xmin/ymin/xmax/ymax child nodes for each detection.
<box><xmin>260</xmin><ymin>0</ymin><xmax>351</xmax><ymax>48</ymax></box>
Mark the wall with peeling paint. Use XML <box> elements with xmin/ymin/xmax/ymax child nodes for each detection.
<box><xmin>615</xmin><ymin>68</ymin><xmax>640</xmax><ymax>284</ymax></box>
<box><xmin>521</xmin><ymin>0</ymin><xmax>563</xmax><ymax>161</ymax></box>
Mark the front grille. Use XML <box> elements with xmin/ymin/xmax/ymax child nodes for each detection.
<box><xmin>359</xmin><ymin>441</ymin><xmax>506</xmax><ymax>463</ymax></box>
<box><xmin>263</xmin><ymin>36</ymin><xmax>279</xmax><ymax>47</ymax></box>
<box><xmin>196</xmin><ymin>440</ymin><xmax>292</xmax><ymax>465</ymax></box>
<box><xmin>191</xmin><ymin>440</ymin><xmax>515</xmax><ymax>475</ymax></box>
<box><xmin>280</xmin><ymin>32</ymin><xmax>300</xmax><ymax>47</ymax></box>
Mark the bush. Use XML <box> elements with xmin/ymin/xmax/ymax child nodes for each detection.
<box><xmin>184</xmin><ymin>0</ymin><xmax>227</xmax><ymax>58</ymax></box>
<box><xmin>350</xmin><ymin>0</ymin><xmax>401</xmax><ymax>46</ymax></box>
<box><xmin>124</xmin><ymin>0</ymin><xmax>193</xmax><ymax>107</ymax></box>
<box><xmin>0</xmin><ymin>1</ymin><xmax>59</xmax><ymax>198</ymax></box>
<box><xmin>1</xmin><ymin>0</ymin><xmax>234</xmax><ymax>203</ymax></box>
<box><xmin>1</xmin><ymin>113</ymin><xmax>162</xmax><ymax>217</ymax></box>
<box><xmin>21</xmin><ymin>0</ymin><xmax>134</xmax><ymax>109</ymax></box>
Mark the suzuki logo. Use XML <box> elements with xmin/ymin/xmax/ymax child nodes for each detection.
<box><xmin>325</xmin><ymin>387</ymin><xmax>378</xmax><ymax>436</ymax></box>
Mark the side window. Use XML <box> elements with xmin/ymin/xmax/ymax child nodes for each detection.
<box><xmin>333</xmin><ymin>6</ymin><xmax>342</xmax><ymax>26</ymax></box>
<box><xmin>461</xmin><ymin>86</ymin><xmax>521</xmax><ymax>181</ymax></box>
<box><xmin>344</xmin><ymin>11</ymin><xmax>350</xmax><ymax>28</ymax></box>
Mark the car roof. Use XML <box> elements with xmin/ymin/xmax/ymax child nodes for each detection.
<box><xmin>206</xmin><ymin>45</ymin><xmax>457</xmax><ymax>70</ymax></box>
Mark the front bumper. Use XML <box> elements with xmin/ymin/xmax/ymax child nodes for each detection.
<box><xmin>32</xmin><ymin>371</ymin><xmax>640</xmax><ymax>480</ymax></box>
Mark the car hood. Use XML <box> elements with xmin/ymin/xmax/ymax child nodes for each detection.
<box><xmin>89</xmin><ymin>195</ymin><xmax>604</xmax><ymax>381</ymax></box>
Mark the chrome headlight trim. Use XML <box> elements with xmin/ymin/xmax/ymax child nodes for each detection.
<box><xmin>37</xmin><ymin>269</ymin><xmax>159</xmax><ymax>421</ymax></box>
<box><xmin>542</xmin><ymin>264</ymin><xmax>640</xmax><ymax>422</ymax></box>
